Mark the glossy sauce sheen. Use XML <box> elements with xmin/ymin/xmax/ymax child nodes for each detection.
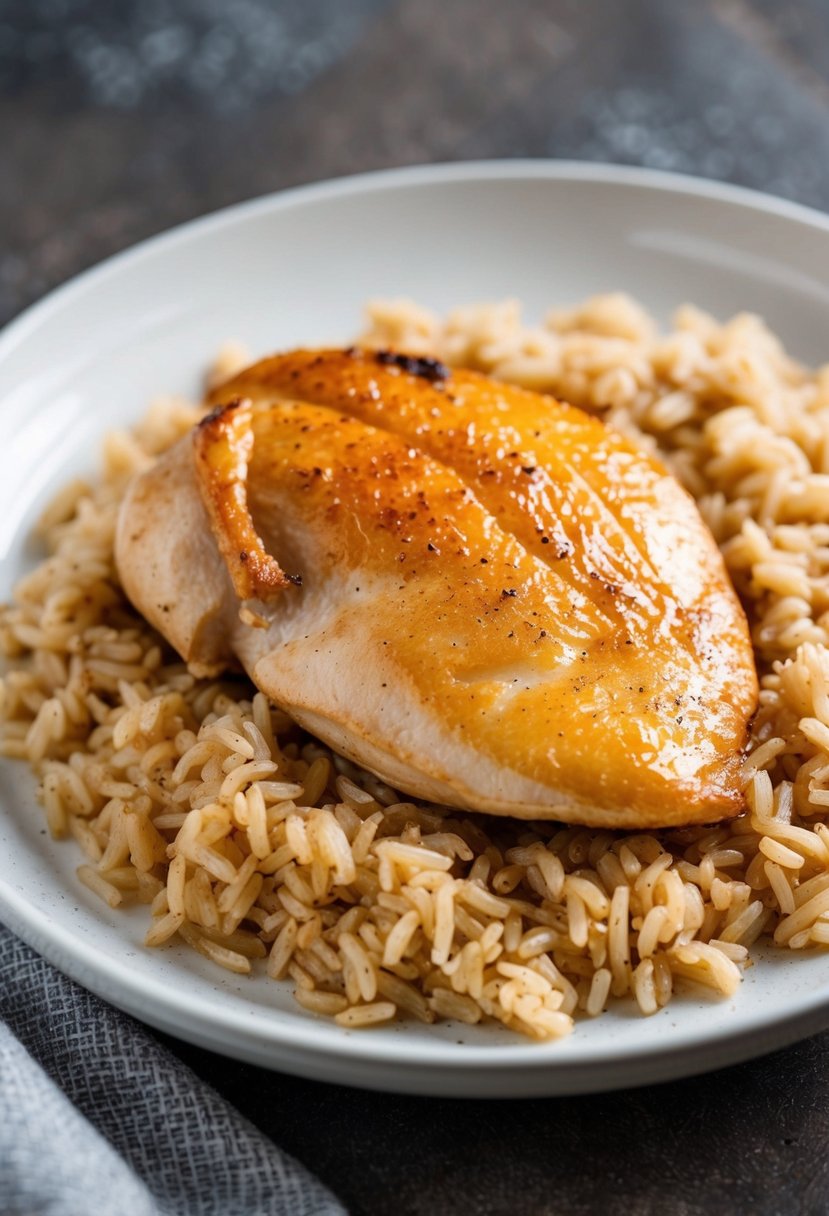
<box><xmin>116</xmin><ymin>349</ymin><xmax>758</xmax><ymax>828</ymax></box>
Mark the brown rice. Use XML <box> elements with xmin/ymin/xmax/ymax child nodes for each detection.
<box><xmin>3</xmin><ymin>297</ymin><xmax>829</xmax><ymax>1041</ymax></box>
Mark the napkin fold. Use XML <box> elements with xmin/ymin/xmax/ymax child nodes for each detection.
<box><xmin>0</xmin><ymin>925</ymin><xmax>347</xmax><ymax>1216</ymax></box>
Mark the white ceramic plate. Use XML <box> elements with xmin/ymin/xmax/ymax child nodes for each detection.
<box><xmin>2</xmin><ymin>161</ymin><xmax>829</xmax><ymax>1098</ymax></box>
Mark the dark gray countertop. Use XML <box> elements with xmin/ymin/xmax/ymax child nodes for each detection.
<box><xmin>2</xmin><ymin>1</ymin><xmax>829</xmax><ymax>1212</ymax></box>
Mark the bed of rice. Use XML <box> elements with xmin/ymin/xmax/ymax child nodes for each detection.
<box><xmin>3</xmin><ymin>293</ymin><xmax>829</xmax><ymax>1041</ymax></box>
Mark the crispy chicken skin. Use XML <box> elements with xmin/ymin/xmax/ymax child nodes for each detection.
<box><xmin>115</xmin><ymin>349</ymin><xmax>758</xmax><ymax>828</ymax></box>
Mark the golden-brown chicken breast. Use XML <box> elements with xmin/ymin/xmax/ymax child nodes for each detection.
<box><xmin>115</xmin><ymin>348</ymin><xmax>757</xmax><ymax>828</ymax></box>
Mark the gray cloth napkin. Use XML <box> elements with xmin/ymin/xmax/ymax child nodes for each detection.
<box><xmin>0</xmin><ymin>925</ymin><xmax>347</xmax><ymax>1216</ymax></box>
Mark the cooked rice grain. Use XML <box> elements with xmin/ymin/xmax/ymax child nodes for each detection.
<box><xmin>4</xmin><ymin>296</ymin><xmax>829</xmax><ymax>1040</ymax></box>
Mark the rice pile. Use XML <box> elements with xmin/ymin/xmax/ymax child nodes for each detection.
<box><xmin>3</xmin><ymin>295</ymin><xmax>829</xmax><ymax>1042</ymax></box>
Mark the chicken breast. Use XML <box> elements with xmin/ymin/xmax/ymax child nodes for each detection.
<box><xmin>115</xmin><ymin>348</ymin><xmax>757</xmax><ymax>828</ymax></box>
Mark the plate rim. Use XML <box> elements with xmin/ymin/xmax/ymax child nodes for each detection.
<box><xmin>3</xmin><ymin>156</ymin><xmax>829</xmax><ymax>364</ymax></box>
<box><xmin>3</xmin><ymin>158</ymin><xmax>829</xmax><ymax>1093</ymax></box>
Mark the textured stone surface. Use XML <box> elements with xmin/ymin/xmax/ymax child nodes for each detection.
<box><xmin>3</xmin><ymin>2</ymin><xmax>829</xmax><ymax>1212</ymax></box>
<box><xmin>165</xmin><ymin>1029</ymin><xmax>829</xmax><ymax>1216</ymax></box>
<box><xmin>3</xmin><ymin>0</ymin><xmax>829</xmax><ymax>326</ymax></box>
